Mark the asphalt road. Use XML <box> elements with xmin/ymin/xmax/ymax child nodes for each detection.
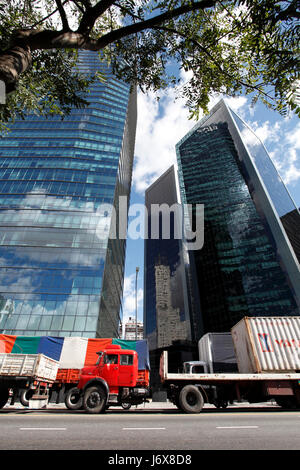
<box><xmin>1</xmin><ymin>403</ymin><xmax>300</xmax><ymax>452</ymax></box>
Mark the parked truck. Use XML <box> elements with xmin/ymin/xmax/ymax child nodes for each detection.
<box><xmin>0</xmin><ymin>353</ymin><xmax>59</xmax><ymax>408</ymax></box>
<box><xmin>160</xmin><ymin>316</ymin><xmax>300</xmax><ymax>413</ymax></box>
<box><xmin>60</xmin><ymin>316</ymin><xmax>300</xmax><ymax>414</ymax></box>
<box><xmin>1</xmin><ymin>316</ymin><xmax>300</xmax><ymax>414</ymax></box>
<box><xmin>74</xmin><ymin>344</ymin><xmax>150</xmax><ymax>413</ymax></box>
<box><xmin>0</xmin><ymin>334</ymin><xmax>150</xmax><ymax>410</ymax></box>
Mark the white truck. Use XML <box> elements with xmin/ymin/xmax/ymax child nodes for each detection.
<box><xmin>160</xmin><ymin>316</ymin><xmax>300</xmax><ymax>413</ymax></box>
<box><xmin>0</xmin><ymin>353</ymin><xmax>59</xmax><ymax>408</ymax></box>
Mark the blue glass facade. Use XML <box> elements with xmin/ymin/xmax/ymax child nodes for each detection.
<box><xmin>176</xmin><ymin>100</ymin><xmax>300</xmax><ymax>333</ymax></box>
<box><xmin>0</xmin><ymin>51</ymin><xmax>137</xmax><ymax>337</ymax></box>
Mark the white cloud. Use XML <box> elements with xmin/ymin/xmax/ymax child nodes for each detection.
<box><xmin>249</xmin><ymin>120</ymin><xmax>281</xmax><ymax>145</ymax></box>
<box><xmin>286</xmin><ymin>122</ymin><xmax>300</xmax><ymax>149</ymax></box>
<box><xmin>133</xmin><ymin>83</ymin><xmax>300</xmax><ymax>201</ymax></box>
<box><xmin>122</xmin><ymin>273</ymin><xmax>143</xmax><ymax>323</ymax></box>
<box><xmin>260</xmin><ymin>120</ymin><xmax>300</xmax><ymax>188</ymax></box>
<box><xmin>282</xmin><ymin>148</ymin><xmax>300</xmax><ymax>184</ymax></box>
<box><xmin>224</xmin><ymin>96</ymin><xmax>248</xmax><ymax>116</ymax></box>
<box><xmin>133</xmin><ymin>87</ymin><xmax>192</xmax><ymax>194</ymax></box>
<box><xmin>133</xmin><ymin>88</ymin><xmax>252</xmax><ymax>195</ymax></box>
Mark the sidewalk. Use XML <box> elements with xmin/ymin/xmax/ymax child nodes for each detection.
<box><xmin>4</xmin><ymin>399</ymin><xmax>280</xmax><ymax>411</ymax></box>
<box><xmin>130</xmin><ymin>400</ymin><xmax>279</xmax><ymax>410</ymax></box>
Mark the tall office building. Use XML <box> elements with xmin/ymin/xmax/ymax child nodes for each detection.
<box><xmin>0</xmin><ymin>51</ymin><xmax>137</xmax><ymax>338</ymax></box>
<box><xmin>176</xmin><ymin>99</ymin><xmax>300</xmax><ymax>333</ymax></box>
<box><xmin>144</xmin><ymin>166</ymin><xmax>201</xmax><ymax>398</ymax></box>
<box><xmin>144</xmin><ymin>166</ymin><xmax>201</xmax><ymax>349</ymax></box>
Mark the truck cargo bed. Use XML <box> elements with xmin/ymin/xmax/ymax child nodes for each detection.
<box><xmin>160</xmin><ymin>351</ymin><xmax>300</xmax><ymax>384</ymax></box>
<box><xmin>0</xmin><ymin>353</ymin><xmax>59</xmax><ymax>383</ymax></box>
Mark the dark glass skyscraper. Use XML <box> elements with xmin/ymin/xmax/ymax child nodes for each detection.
<box><xmin>144</xmin><ymin>166</ymin><xmax>202</xmax><ymax>398</ymax></box>
<box><xmin>176</xmin><ymin>99</ymin><xmax>300</xmax><ymax>333</ymax></box>
<box><xmin>144</xmin><ymin>166</ymin><xmax>201</xmax><ymax>350</ymax></box>
<box><xmin>0</xmin><ymin>51</ymin><xmax>137</xmax><ymax>338</ymax></box>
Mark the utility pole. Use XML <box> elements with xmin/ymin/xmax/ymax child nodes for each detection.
<box><xmin>135</xmin><ymin>266</ymin><xmax>139</xmax><ymax>340</ymax></box>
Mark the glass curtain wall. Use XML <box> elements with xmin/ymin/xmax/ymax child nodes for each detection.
<box><xmin>176</xmin><ymin>100</ymin><xmax>299</xmax><ymax>332</ymax></box>
<box><xmin>0</xmin><ymin>51</ymin><xmax>136</xmax><ymax>337</ymax></box>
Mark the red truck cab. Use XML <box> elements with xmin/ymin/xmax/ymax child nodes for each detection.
<box><xmin>76</xmin><ymin>345</ymin><xmax>149</xmax><ymax>413</ymax></box>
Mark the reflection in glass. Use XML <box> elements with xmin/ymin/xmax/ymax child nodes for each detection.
<box><xmin>176</xmin><ymin>100</ymin><xmax>300</xmax><ymax>333</ymax></box>
<box><xmin>144</xmin><ymin>166</ymin><xmax>199</xmax><ymax>350</ymax></box>
<box><xmin>230</xmin><ymin>110</ymin><xmax>300</xmax><ymax>263</ymax></box>
<box><xmin>0</xmin><ymin>51</ymin><xmax>137</xmax><ymax>337</ymax></box>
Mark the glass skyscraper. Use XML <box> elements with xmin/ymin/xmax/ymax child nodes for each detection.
<box><xmin>144</xmin><ymin>166</ymin><xmax>202</xmax><ymax>398</ymax></box>
<box><xmin>144</xmin><ymin>166</ymin><xmax>201</xmax><ymax>350</ymax></box>
<box><xmin>0</xmin><ymin>51</ymin><xmax>137</xmax><ymax>338</ymax></box>
<box><xmin>176</xmin><ymin>99</ymin><xmax>300</xmax><ymax>333</ymax></box>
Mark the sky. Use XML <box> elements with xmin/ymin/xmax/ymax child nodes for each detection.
<box><xmin>29</xmin><ymin>0</ymin><xmax>300</xmax><ymax>331</ymax></box>
<box><xmin>121</xmin><ymin>84</ymin><xmax>300</xmax><ymax>327</ymax></box>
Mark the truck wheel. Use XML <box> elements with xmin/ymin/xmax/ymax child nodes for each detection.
<box><xmin>65</xmin><ymin>387</ymin><xmax>83</xmax><ymax>410</ymax></box>
<box><xmin>179</xmin><ymin>385</ymin><xmax>204</xmax><ymax>414</ymax></box>
<box><xmin>0</xmin><ymin>388</ymin><xmax>9</xmax><ymax>409</ymax></box>
<box><xmin>121</xmin><ymin>402</ymin><xmax>132</xmax><ymax>410</ymax></box>
<box><xmin>20</xmin><ymin>389</ymin><xmax>34</xmax><ymax>407</ymax></box>
<box><xmin>83</xmin><ymin>386</ymin><xmax>107</xmax><ymax>414</ymax></box>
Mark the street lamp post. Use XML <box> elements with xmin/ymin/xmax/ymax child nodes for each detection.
<box><xmin>135</xmin><ymin>267</ymin><xmax>139</xmax><ymax>340</ymax></box>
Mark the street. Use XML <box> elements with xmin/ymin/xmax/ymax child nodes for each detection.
<box><xmin>1</xmin><ymin>403</ymin><xmax>300</xmax><ymax>451</ymax></box>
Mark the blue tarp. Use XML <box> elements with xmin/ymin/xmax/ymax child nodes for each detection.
<box><xmin>37</xmin><ymin>336</ymin><xmax>64</xmax><ymax>362</ymax></box>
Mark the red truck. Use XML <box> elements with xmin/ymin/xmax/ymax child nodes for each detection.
<box><xmin>66</xmin><ymin>344</ymin><xmax>150</xmax><ymax>413</ymax></box>
<box><xmin>0</xmin><ymin>335</ymin><xmax>150</xmax><ymax>410</ymax></box>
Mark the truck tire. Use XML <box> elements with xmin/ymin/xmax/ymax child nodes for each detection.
<box><xmin>20</xmin><ymin>389</ymin><xmax>34</xmax><ymax>407</ymax></box>
<box><xmin>83</xmin><ymin>386</ymin><xmax>107</xmax><ymax>414</ymax></box>
<box><xmin>0</xmin><ymin>388</ymin><xmax>9</xmax><ymax>409</ymax></box>
<box><xmin>121</xmin><ymin>402</ymin><xmax>132</xmax><ymax>410</ymax></box>
<box><xmin>179</xmin><ymin>385</ymin><xmax>204</xmax><ymax>414</ymax></box>
<box><xmin>65</xmin><ymin>387</ymin><xmax>83</xmax><ymax>410</ymax></box>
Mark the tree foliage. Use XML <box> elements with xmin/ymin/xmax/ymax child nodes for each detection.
<box><xmin>0</xmin><ymin>0</ymin><xmax>299</xmax><ymax>127</ymax></box>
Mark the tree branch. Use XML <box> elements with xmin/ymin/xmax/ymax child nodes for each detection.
<box><xmin>154</xmin><ymin>25</ymin><xmax>273</xmax><ymax>100</ymax></box>
<box><xmin>273</xmin><ymin>0</ymin><xmax>300</xmax><ymax>23</ymax></box>
<box><xmin>1</xmin><ymin>0</ymin><xmax>218</xmax><ymax>90</ymax></box>
<box><xmin>55</xmin><ymin>0</ymin><xmax>71</xmax><ymax>31</ymax></box>
<box><xmin>77</xmin><ymin>0</ymin><xmax>117</xmax><ymax>33</ymax></box>
<box><xmin>70</xmin><ymin>0</ymin><xmax>86</xmax><ymax>14</ymax></box>
<box><xmin>11</xmin><ymin>0</ymin><xmax>218</xmax><ymax>51</ymax></box>
<box><xmin>30</xmin><ymin>1</ymin><xmax>70</xmax><ymax>29</ymax></box>
<box><xmin>95</xmin><ymin>0</ymin><xmax>218</xmax><ymax>48</ymax></box>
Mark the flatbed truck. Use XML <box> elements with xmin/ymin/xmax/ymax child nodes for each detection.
<box><xmin>160</xmin><ymin>350</ymin><xmax>300</xmax><ymax>412</ymax></box>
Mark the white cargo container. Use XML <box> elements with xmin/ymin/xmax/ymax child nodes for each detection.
<box><xmin>231</xmin><ymin>316</ymin><xmax>300</xmax><ymax>373</ymax></box>
<box><xmin>198</xmin><ymin>332</ymin><xmax>237</xmax><ymax>373</ymax></box>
